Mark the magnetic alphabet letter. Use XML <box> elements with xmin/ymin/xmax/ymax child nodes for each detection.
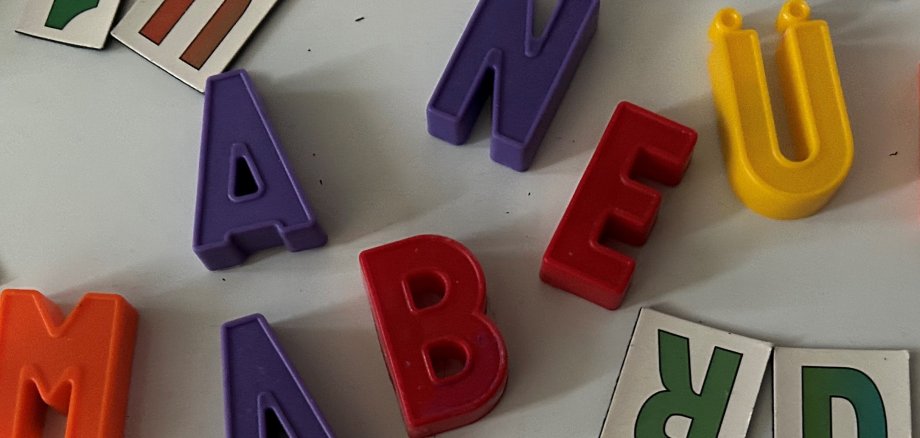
<box><xmin>0</xmin><ymin>289</ymin><xmax>138</xmax><ymax>438</ymax></box>
<box><xmin>360</xmin><ymin>235</ymin><xmax>508</xmax><ymax>437</ymax></box>
<box><xmin>541</xmin><ymin>102</ymin><xmax>697</xmax><ymax>310</ymax></box>
<box><xmin>223</xmin><ymin>314</ymin><xmax>334</xmax><ymax>438</ymax></box>
<box><xmin>427</xmin><ymin>0</ymin><xmax>600</xmax><ymax>171</ymax></box>
<box><xmin>193</xmin><ymin>70</ymin><xmax>326</xmax><ymax>270</ymax></box>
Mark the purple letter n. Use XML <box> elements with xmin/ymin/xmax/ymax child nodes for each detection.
<box><xmin>427</xmin><ymin>0</ymin><xmax>599</xmax><ymax>171</ymax></box>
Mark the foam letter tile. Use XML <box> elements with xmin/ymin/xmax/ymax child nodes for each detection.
<box><xmin>427</xmin><ymin>0</ymin><xmax>599</xmax><ymax>171</ymax></box>
<box><xmin>16</xmin><ymin>0</ymin><xmax>120</xmax><ymax>48</ymax></box>
<box><xmin>708</xmin><ymin>0</ymin><xmax>853</xmax><ymax>219</ymax></box>
<box><xmin>110</xmin><ymin>0</ymin><xmax>279</xmax><ymax>91</ymax></box>
<box><xmin>540</xmin><ymin>102</ymin><xmax>696</xmax><ymax>310</ymax></box>
<box><xmin>0</xmin><ymin>289</ymin><xmax>138</xmax><ymax>438</ymax></box>
<box><xmin>600</xmin><ymin>308</ymin><xmax>772</xmax><ymax>437</ymax></box>
<box><xmin>223</xmin><ymin>314</ymin><xmax>334</xmax><ymax>438</ymax></box>
<box><xmin>774</xmin><ymin>347</ymin><xmax>911</xmax><ymax>438</ymax></box>
<box><xmin>193</xmin><ymin>69</ymin><xmax>326</xmax><ymax>270</ymax></box>
<box><xmin>360</xmin><ymin>235</ymin><xmax>508</xmax><ymax>438</ymax></box>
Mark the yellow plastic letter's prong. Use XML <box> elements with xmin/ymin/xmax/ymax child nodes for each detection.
<box><xmin>708</xmin><ymin>0</ymin><xmax>853</xmax><ymax>220</ymax></box>
<box><xmin>709</xmin><ymin>8</ymin><xmax>742</xmax><ymax>41</ymax></box>
<box><xmin>776</xmin><ymin>0</ymin><xmax>811</xmax><ymax>33</ymax></box>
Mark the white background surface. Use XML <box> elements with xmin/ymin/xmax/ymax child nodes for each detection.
<box><xmin>0</xmin><ymin>0</ymin><xmax>919</xmax><ymax>436</ymax></box>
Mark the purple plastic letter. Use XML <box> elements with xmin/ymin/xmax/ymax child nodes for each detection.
<box><xmin>427</xmin><ymin>0</ymin><xmax>599</xmax><ymax>171</ymax></box>
<box><xmin>194</xmin><ymin>69</ymin><xmax>326</xmax><ymax>270</ymax></box>
<box><xmin>223</xmin><ymin>314</ymin><xmax>335</xmax><ymax>438</ymax></box>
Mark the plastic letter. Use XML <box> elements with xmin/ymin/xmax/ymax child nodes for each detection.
<box><xmin>359</xmin><ymin>235</ymin><xmax>508</xmax><ymax>437</ymax></box>
<box><xmin>427</xmin><ymin>0</ymin><xmax>599</xmax><ymax>171</ymax></box>
<box><xmin>0</xmin><ymin>289</ymin><xmax>139</xmax><ymax>438</ymax></box>
<box><xmin>708</xmin><ymin>0</ymin><xmax>853</xmax><ymax>219</ymax></box>
<box><xmin>223</xmin><ymin>314</ymin><xmax>334</xmax><ymax>438</ymax></box>
<box><xmin>541</xmin><ymin>102</ymin><xmax>697</xmax><ymax>310</ymax></box>
<box><xmin>193</xmin><ymin>69</ymin><xmax>326</xmax><ymax>270</ymax></box>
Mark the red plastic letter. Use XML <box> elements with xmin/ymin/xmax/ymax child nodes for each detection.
<box><xmin>360</xmin><ymin>235</ymin><xmax>508</xmax><ymax>437</ymax></box>
<box><xmin>0</xmin><ymin>289</ymin><xmax>139</xmax><ymax>438</ymax></box>
<box><xmin>541</xmin><ymin>102</ymin><xmax>697</xmax><ymax>309</ymax></box>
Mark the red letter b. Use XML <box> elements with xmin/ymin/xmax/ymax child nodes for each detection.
<box><xmin>360</xmin><ymin>235</ymin><xmax>508</xmax><ymax>437</ymax></box>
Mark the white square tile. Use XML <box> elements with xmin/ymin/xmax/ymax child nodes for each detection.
<box><xmin>773</xmin><ymin>347</ymin><xmax>911</xmax><ymax>438</ymax></box>
<box><xmin>600</xmin><ymin>308</ymin><xmax>772</xmax><ymax>437</ymax></box>
<box><xmin>111</xmin><ymin>0</ymin><xmax>278</xmax><ymax>91</ymax></box>
<box><xmin>17</xmin><ymin>0</ymin><xmax>121</xmax><ymax>48</ymax></box>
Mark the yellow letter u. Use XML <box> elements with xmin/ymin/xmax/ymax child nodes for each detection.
<box><xmin>708</xmin><ymin>0</ymin><xmax>853</xmax><ymax>219</ymax></box>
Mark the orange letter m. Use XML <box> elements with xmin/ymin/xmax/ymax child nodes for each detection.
<box><xmin>0</xmin><ymin>289</ymin><xmax>138</xmax><ymax>438</ymax></box>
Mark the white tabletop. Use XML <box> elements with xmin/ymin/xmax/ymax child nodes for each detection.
<box><xmin>1</xmin><ymin>0</ymin><xmax>918</xmax><ymax>436</ymax></box>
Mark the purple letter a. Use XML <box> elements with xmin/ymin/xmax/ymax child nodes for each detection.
<box><xmin>223</xmin><ymin>314</ymin><xmax>335</xmax><ymax>438</ymax></box>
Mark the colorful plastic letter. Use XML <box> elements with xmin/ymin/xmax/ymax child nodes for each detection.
<box><xmin>223</xmin><ymin>314</ymin><xmax>335</xmax><ymax>438</ymax></box>
<box><xmin>773</xmin><ymin>348</ymin><xmax>911</xmax><ymax>438</ymax></box>
<box><xmin>427</xmin><ymin>0</ymin><xmax>599</xmax><ymax>171</ymax></box>
<box><xmin>0</xmin><ymin>289</ymin><xmax>138</xmax><ymax>438</ymax></box>
<box><xmin>360</xmin><ymin>235</ymin><xmax>508</xmax><ymax>438</ymax></box>
<box><xmin>540</xmin><ymin>102</ymin><xmax>697</xmax><ymax>310</ymax></box>
<box><xmin>193</xmin><ymin>70</ymin><xmax>326</xmax><ymax>270</ymax></box>
<box><xmin>600</xmin><ymin>309</ymin><xmax>771</xmax><ymax>437</ymax></box>
<box><xmin>708</xmin><ymin>0</ymin><xmax>853</xmax><ymax>219</ymax></box>
<box><xmin>111</xmin><ymin>0</ymin><xmax>278</xmax><ymax>91</ymax></box>
<box><xmin>16</xmin><ymin>0</ymin><xmax>119</xmax><ymax>48</ymax></box>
